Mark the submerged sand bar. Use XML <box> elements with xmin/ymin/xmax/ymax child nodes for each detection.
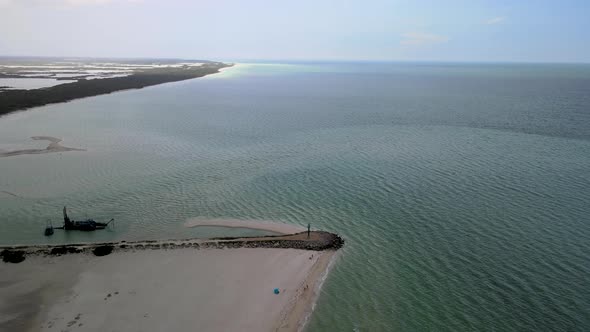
<box><xmin>0</xmin><ymin>230</ymin><xmax>343</xmax><ymax>332</ymax></box>
<box><xmin>185</xmin><ymin>217</ymin><xmax>306</xmax><ymax>234</ymax></box>
<box><xmin>0</xmin><ymin>136</ymin><xmax>84</xmax><ymax>158</ymax></box>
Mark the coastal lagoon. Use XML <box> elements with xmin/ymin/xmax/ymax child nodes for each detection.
<box><xmin>1</xmin><ymin>62</ymin><xmax>589</xmax><ymax>331</ymax></box>
<box><xmin>0</xmin><ymin>78</ymin><xmax>77</xmax><ymax>90</ymax></box>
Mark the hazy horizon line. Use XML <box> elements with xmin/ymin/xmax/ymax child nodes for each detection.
<box><xmin>1</xmin><ymin>54</ymin><xmax>589</xmax><ymax>65</ymax></box>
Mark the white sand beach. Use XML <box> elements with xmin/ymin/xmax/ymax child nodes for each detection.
<box><xmin>0</xmin><ymin>246</ymin><xmax>336</xmax><ymax>332</ymax></box>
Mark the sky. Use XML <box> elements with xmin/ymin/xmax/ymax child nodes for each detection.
<box><xmin>0</xmin><ymin>0</ymin><xmax>589</xmax><ymax>62</ymax></box>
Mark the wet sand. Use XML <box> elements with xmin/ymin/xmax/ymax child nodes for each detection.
<box><xmin>0</xmin><ymin>136</ymin><xmax>84</xmax><ymax>158</ymax></box>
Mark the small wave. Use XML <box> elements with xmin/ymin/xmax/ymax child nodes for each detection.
<box><xmin>299</xmin><ymin>251</ymin><xmax>341</xmax><ymax>332</ymax></box>
<box><xmin>0</xmin><ymin>190</ymin><xmax>21</xmax><ymax>198</ymax></box>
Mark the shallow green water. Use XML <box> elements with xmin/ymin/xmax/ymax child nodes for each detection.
<box><xmin>1</xmin><ymin>62</ymin><xmax>589</xmax><ymax>331</ymax></box>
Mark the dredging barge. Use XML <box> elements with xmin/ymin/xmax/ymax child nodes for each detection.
<box><xmin>44</xmin><ymin>207</ymin><xmax>114</xmax><ymax>235</ymax></box>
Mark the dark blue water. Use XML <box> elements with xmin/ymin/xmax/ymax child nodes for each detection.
<box><xmin>1</xmin><ymin>62</ymin><xmax>589</xmax><ymax>331</ymax></box>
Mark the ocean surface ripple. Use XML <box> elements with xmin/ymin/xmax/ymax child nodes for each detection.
<box><xmin>1</xmin><ymin>62</ymin><xmax>589</xmax><ymax>331</ymax></box>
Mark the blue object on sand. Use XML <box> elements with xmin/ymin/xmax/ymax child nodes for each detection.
<box><xmin>274</xmin><ymin>288</ymin><xmax>280</xmax><ymax>294</ymax></box>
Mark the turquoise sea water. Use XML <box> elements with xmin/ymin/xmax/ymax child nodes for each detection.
<box><xmin>1</xmin><ymin>62</ymin><xmax>589</xmax><ymax>331</ymax></box>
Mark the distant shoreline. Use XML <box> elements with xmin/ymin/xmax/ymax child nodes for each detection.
<box><xmin>0</xmin><ymin>61</ymin><xmax>232</xmax><ymax>116</ymax></box>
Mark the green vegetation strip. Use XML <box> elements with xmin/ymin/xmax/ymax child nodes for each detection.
<box><xmin>0</xmin><ymin>62</ymin><xmax>230</xmax><ymax>116</ymax></box>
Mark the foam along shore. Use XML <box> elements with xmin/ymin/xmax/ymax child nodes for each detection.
<box><xmin>0</xmin><ymin>231</ymin><xmax>343</xmax><ymax>332</ymax></box>
<box><xmin>0</xmin><ymin>136</ymin><xmax>85</xmax><ymax>158</ymax></box>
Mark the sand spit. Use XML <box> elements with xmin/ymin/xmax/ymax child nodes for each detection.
<box><xmin>0</xmin><ymin>136</ymin><xmax>85</xmax><ymax>158</ymax></box>
<box><xmin>185</xmin><ymin>217</ymin><xmax>306</xmax><ymax>234</ymax></box>
<box><xmin>1</xmin><ymin>249</ymin><xmax>335</xmax><ymax>332</ymax></box>
<box><xmin>0</xmin><ymin>233</ymin><xmax>343</xmax><ymax>332</ymax></box>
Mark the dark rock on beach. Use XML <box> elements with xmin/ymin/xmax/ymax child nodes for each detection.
<box><xmin>1</xmin><ymin>249</ymin><xmax>26</xmax><ymax>263</ymax></box>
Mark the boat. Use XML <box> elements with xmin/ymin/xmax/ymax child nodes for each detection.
<box><xmin>62</xmin><ymin>206</ymin><xmax>114</xmax><ymax>231</ymax></box>
<box><xmin>45</xmin><ymin>207</ymin><xmax>114</xmax><ymax>234</ymax></box>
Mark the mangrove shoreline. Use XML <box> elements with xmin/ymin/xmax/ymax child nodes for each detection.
<box><xmin>0</xmin><ymin>62</ymin><xmax>231</xmax><ymax>116</ymax></box>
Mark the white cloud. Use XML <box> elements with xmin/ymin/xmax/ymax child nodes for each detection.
<box><xmin>400</xmin><ymin>32</ymin><xmax>450</xmax><ymax>46</ymax></box>
<box><xmin>486</xmin><ymin>16</ymin><xmax>506</xmax><ymax>25</ymax></box>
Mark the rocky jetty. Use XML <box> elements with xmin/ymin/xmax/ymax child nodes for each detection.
<box><xmin>0</xmin><ymin>231</ymin><xmax>344</xmax><ymax>264</ymax></box>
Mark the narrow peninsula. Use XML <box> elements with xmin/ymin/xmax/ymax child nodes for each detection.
<box><xmin>0</xmin><ymin>222</ymin><xmax>343</xmax><ymax>332</ymax></box>
<box><xmin>0</xmin><ymin>59</ymin><xmax>231</xmax><ymax>116</ymax></box>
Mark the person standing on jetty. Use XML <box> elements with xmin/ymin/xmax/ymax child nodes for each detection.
<box><xmin>307</xmin><ymin>223</ymin><xmax>311</xmax><ymax>238</ymax></box>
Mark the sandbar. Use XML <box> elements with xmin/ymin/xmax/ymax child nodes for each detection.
<box><xmin>185</xmin><ymin>217</ymin><xmax>306</xmax><ymax>234</ymax></box>
<box><xmin>0</xmin><ymin>136</ymin><xmax>84</xmax><ymax>158</ymax></box>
